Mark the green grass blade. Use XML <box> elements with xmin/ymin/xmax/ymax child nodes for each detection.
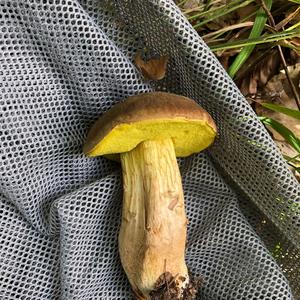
<box><xmin>283</xmin><ymin>154</ymin><xmax>300</xmax><ymax>163</ymax></box>
<box><xmin>209</xmin><ymin>29</ymin><xmax>300</xmax><ymax>51</ymax></box>
<box><xmin>261</xmin><ymin>103</ymin><xmax>300</xmax><ymax>120</ymax></box>
<box><xmin>188</xmin><ymin>0</ymin><xmax>243</xmax><ymax>21</ymax></box>
<box><xmin>287</xmin><ymin>20</ymin><xmax>300</xmax><ymax>31</ymax></box>
<box><xmin>228</xmin><ymin>0</ymin><xmax>272</xmax><ymax>78</ymax></box>
<box><xmin>289</xmin><ymin>0</ymin><xmax>300</xmax><ymax>4</ymax></box>
<box><xmin>259</xmin><ymin>116</ymin><xmax>300</xmax><ymax>153</ymax></box>
<box><xmin>193</xmin><ymin>0</ymin><xmax>254</xmax><ymax>29</ymax></box>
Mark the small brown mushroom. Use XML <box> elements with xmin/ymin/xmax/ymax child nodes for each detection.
<box><xmin>83</xmin><ymin>92</ymin><xmax>217</xmax><ymax>299</ymax></box>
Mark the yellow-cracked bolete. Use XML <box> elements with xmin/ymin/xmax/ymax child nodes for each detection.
<box><xmin>83</xmin><ymin>92</ymin><xmax>217</xmax><ymax>300</ymax></box>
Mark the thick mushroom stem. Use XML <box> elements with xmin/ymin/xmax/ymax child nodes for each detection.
<box><xmin>119</xmin><ymin>138</ymin><xmax>190</xmax><ymax>299</ymax></box>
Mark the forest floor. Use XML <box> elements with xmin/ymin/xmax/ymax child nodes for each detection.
<box><xmin>176</xmin><ymin>0</ymin><xmax>300</xmax><ymax>181</ymax></box>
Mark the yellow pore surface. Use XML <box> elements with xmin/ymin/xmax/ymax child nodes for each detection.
<box><xmin>88</xmin><ymin>119</ymin><xmax>216</xmax><ymax>157</ymax></box>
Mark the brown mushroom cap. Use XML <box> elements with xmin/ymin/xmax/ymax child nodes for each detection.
<box><xmin>83</xmin><ymin>92</ymin><xmax>217</xmax><ymax>157</ymax></box>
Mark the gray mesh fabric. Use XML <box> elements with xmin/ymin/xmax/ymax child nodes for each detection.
<box><xmin>0</xmin><ymin>0</ymin><xmax>299</xmax><ymax>299</ymax></box>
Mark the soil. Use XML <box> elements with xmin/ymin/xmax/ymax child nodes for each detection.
<box><xmin>149</xmin><ymin>272</ymin><xmax>204</xmax><ymax>300</ymax></box>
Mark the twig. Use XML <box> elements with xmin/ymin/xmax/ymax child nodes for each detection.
<box><xmin>286</xmin><ymin>153</ymin><xmax>300</xmax><ymax>163</ymax></box>
<box><xmin>202</xmin><ymin>21</ymin><xmax>254</xmax><ymax>40</ymax></box>
<box><xmin>275</xmin><ymin>7</ymin><xmax>300</xmax><ymax>31</ymax></box>
<box><xmin>257</xmin><ymin>0</ymin><xmax>300</xmax><ymax>110</ymax></box>
<box><xmin>257</xmin><ymin>0</ymin><xmax>274</xmax><ymax>26</ymax></box>
<box><xmin>168</xmin><ymin>273</ymin><xmax>180</xmax><ymax>287</ymax></box>
<box><xmin>287</xmin><ymin>161</ymin><xmax>299</xmax><ymax>170</ymax></box>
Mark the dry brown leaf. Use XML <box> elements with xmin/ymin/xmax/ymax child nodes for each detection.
<box><xmin>275</xmin><ymin>140</ymin><xmax>299</xmax><ymax>160</ymax></box>
<box><xmin>183</xmin><ymin>0</ymin><xmax>202</xmax><ymax>10</ymax></box>
<box><xmin>254</xmin><ymin>64</ymin><xmax>300</xmax><ymax>181</ymax></box>
<box><xmin>290</xmin><ymin>38</ymin><xmax>300</xmax><ymax>56</ymax></box>
<box><xmin>236</xmin><ymin>3</ymin><xmax>257</xmax><ymax>21</ymax></box>
<box><xmin>134</xmin><ymin>52</ymin><xmax>168</xmax><ymax>81</ymax></box>
<box><xmin>255</xmin><ymin>63</ymin><xmax>300</xmax><ymax>141</ymax></box>
<box><xmin>217</xmin><ymin>49</ymin><xmax>241</xmax><ymax>70</ymax></box>
<box><xmin>205</xmin><ymin>16</ymin><xmax>237</xmax><ymax>31</ymax></box>
<box><xmin>200</xmin><ymin>1</ymin><xmax>240</xmax><ymax>31</ymax></box>
<box><xmin>290</xmin><ymin>49</ymin><xmax>300</xmax><ymax>65</ymax></box>
<box><xmin>206</xmin><ymin>1</ymin><xmax>256</xmax><ymax>31</ymax></box>
<box><xmin>275</xmin><ymin>140</ymin><xmax>300</xmax><ymax>183</ymax></box>
<box><xmin>237</xmin><ymin>50</ymin><xmax>280</xmax><ymax>96</ymax></box>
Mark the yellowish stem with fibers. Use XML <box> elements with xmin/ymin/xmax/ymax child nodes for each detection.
<box><xmin>119</xmin><ymin>138</ymin><xmax>189</xmax><ymax>299</ymax></box>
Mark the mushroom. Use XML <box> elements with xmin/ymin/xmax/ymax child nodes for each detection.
<box><xmin>83</xmin><ymin>92</ymin><xmax>217</xmax><ymax>300</ymax></box>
